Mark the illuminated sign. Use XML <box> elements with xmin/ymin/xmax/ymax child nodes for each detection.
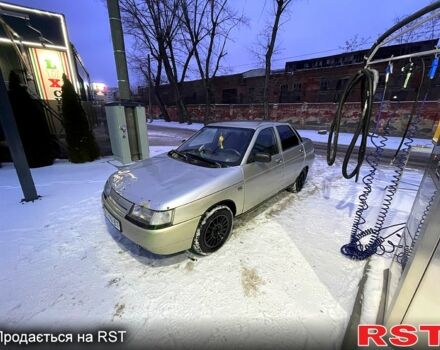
<box><xmin>28</xmin><ymin>47</ymin><xmax>72</xmax><ymax>100</ymax></box>
<box><xmin>92</xmin><ymin>82</ymin><xmax>108</xmax><ymax>96</ymax></box>
<box><xmin>0</xmin><ymin>2</ymin><xmax>78</xmax><ymax>94</ymax></box>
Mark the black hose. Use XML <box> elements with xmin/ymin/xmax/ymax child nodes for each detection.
<box><xmin>392</xmin><ymin>59</ymin><xmax>427</xmax><ymax>160</ymax></box>
<box><xmin>329</xmin><ymin>1</ymin><xmax>440</xmax><ymax>260</ymax></box>
<box><xmin>328</xmin><ymin>1</ymin><xmax>439</xmax><ymax>177</ymax></box>
<box><xmin>327</xmin><ymin>68</ymin><xmax>375</xmax><ymax>179</ymax></box>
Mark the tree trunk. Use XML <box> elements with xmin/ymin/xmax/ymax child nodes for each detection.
<box><xmin>153</xmin><ymin>85</ymin><xmax>169</xmax><ymax>121</ymax></box>
<box><xmin>174</xmin><ymin>84</ymin><xmax>187</xmax><ymax>123</ymax></box>
<box><xmin>203</xmin><ymin>79</ymin><xmax>212</xmax><ymax>124</ymax></box>
<box><xmin>151</xmin><ymin>59</ymin><xmax>169</xmax><ymax>121</ymax></box>
<box><xmin>158</xmin><ymin>44</ymin><xmax>188</xmax><ymax>123</ymax></box>
<box><xmin>263</xmin><ymin>62</ymin><xmax>271</xmax><ymax>120</ymax></box>
<box><xmin>263</xmin><ymin>0</ymin><xmax>285</xmax><ymax>120</ymax></box>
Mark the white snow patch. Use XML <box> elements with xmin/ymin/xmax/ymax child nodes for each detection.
<box><xmin>360</xmin><ymin>256</ymin><xmax>390</xmax><ymax>324</ymax></box>
<box><xmin>148</xmin><ymin>119</ymin><xmax>204</xmax><ymax>131</ymax></box>
<box><xmin>299</xmin><ymin>129</ymin><xmax>432</xmax><ymax>152</ymax></box>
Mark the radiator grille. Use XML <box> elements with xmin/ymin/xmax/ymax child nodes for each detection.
<box><xmin>109</xmin><ymin>189</ymin><xmax>133</xmax><ymax>213</ymax></box>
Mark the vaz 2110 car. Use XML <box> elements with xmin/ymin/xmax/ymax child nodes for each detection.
<box><xmin>102</xmin><ymin>121</ymin><xmax>314</xmax><ymax>255</ymax></box>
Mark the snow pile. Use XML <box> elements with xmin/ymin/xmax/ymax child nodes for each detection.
<box><xmin>299</xmin><ymin>130</ymin><xmax>432</xmax><ymax>152</ymax></box>
<box><xmin>0</xmin><ymin>147</ymin><xmax>422</xmax><ymax>348</ymax></box>
<box><xmin>148</xmin><ymin>119</ymin><xmax>204</xmax><ymax>131</ymax></box>
<box><xmin>359</xmin><ymin>256</ymin><xmax>390</xmax><ymax>324</ymax></box>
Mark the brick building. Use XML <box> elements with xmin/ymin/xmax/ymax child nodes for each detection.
<box><xmin>138</xmin><ymin>39</ymin><xmax>439</xmax><ymax>136</ymax></box>
<box><xmin>283</xmin><ymin>39</ymin><xmax>439</xmax><ymax>103</ymax></box>
<box><xmin>138</xmin><ymin>67</ymin><xmax>288</xmax><ymax>105</ymax></box>
<box><xmin>139</xmin><ymin>40</ymin><xmax>439</xmax><ymax>105</ymax></box>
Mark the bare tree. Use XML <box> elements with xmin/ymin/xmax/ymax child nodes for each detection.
<box><xmin>339</xmin><ymin>34</ymin><xmax>371</xmax><ymax>52</ymax></box>
<box><xmin>121</xmin><ymin>0</ymin><xmax>193</xmax><ymax>123</ymax></box>
<box><xmin>129</xmin><ymin>51</ymin><xmax>170</xmax><ymax>120</ymax></box>
<box><xmin>259</xmin><ymin>0</ymin><xmax>293</xmax><ymax>120</ymax></box>
<box><xmin>342</xmin><ymin>7</ymin><xmax>439</xmax><ymax>52</ymax></box>
<box><xmin>121</xmin><ymin>0</ymin><xmax>245</xmax><ymax>123</ymax></box>
<box><xmin>391</xmin><ymin>11</ymin><xmax>440</xmax><ymax>44</ymax></box>
<box><xmin>181</xmin><ymin>0</ymin><xmax>245</xmax><ymax>123</ymax></box>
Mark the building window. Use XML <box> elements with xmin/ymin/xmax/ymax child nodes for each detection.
<box><xmin>343</xmin><ymin>55</ymin><xmax>353</xmax><ymax>64</ymax></box>
<box><xmin>222</xmin><ymin>88</ymin><xmax>237</xmax><ymax>104</ymax></box>
<box><xmin>354</xmin><ymin>54</ymin><xmax>363</xmax><ymax>62</ymax></box>
<box><xmin>248</xmin><ymin>87</ymin><xmax>255</xmax><ymax>103</ymax></box>
<box><xmin>336</xmin><ymin>78</ymin><xmax>348</xmax><ymax>90</ymax></box>
<box><xmin>293</xmin><ymin>82</ymin><xmax>302</xmax><ymax>91</ymax></box>
<box><xmin>279</xmin><ymin>84</ymin><xmax>289</xmax><ymax>103</ymax></box>
<box><xmin>320</xmin><ymin>79</ymin><xmax>329</xmax><ymax>91</ymax></box>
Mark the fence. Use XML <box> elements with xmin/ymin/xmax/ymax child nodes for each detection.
<box><xmin>150</xmin><ymin>101</ymin><xmax>439</xmax><ymax>137</ymax></box>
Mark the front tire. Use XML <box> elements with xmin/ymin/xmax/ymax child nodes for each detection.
<box><xmin>191</xmin><ymin>205</ymin><xmax>233</xmax><ymax>255</ymax></box>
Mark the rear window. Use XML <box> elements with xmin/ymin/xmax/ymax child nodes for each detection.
<box><xmin>276</xmin><ymin>125</ymin><xmax>300</xmax><ymax>150</ymax></box>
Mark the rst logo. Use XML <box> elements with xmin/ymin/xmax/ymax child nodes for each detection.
<box><xmin>358</xmin><ymin>324</ymin><xmax>440</xmax><ymax>347</ymax></box>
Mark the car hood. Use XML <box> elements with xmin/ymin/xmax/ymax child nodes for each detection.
<box><xmin>109</xmin><ymin>153</ymin><xmax>243</xmax><ymax>210</ymax></box>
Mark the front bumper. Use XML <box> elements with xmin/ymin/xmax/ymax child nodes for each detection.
<box><xmin>102</xmin><ymin>193</ymin><xmax>200</xmax><ymax>255</ymax></box>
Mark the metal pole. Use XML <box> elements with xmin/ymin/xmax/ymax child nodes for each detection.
<box><xmin>147</xmin><ymin>54</ymin><xmax>152</xmax><ymax>121</ymax></box>
<box><xmin>106</xmin><ymin>0</ymin><xmax>144</xmax><ymax>162</ymax></box>
<box><xmin>368</xmin><ymin>48</ymin><xmax>440</xmax><ymax>66</ymax></box>
<box><xmin>106</xmin><ymin>0</ymin><xmax>131</xmax><ymax>101</ymax></box>
<box><xmin>0</xmin><ymin>68</ymin><xmax>39</xmax><ymax>202</ymax></box>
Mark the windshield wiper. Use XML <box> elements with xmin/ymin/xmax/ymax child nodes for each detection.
<box><xmin>168</xmin><ymin>149</ymin><xmax>188</xmax><ymax>161</ymax></box>
<box><xmin>182</xmin><ymin>151</ymin><xmax>223</xmax><ymax>168</ymax></box>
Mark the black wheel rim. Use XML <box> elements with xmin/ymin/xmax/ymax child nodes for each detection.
<box><xmin>297</xmin><ymin>171</ymin><xmax>306</xmax><ymax>190</ymax></box>
<box><xmin>203</xmin><ymin>214</ymin><xmax>230</xmax><ymax>249</ymax></box>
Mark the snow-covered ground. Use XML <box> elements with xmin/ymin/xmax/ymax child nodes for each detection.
<box><xmin>299</xmin><ymin>130</ymin><xmax>432</xmax><ymax>152</ymax></box>
<box><xmin>0</xmin><ymin>141</ymin><xmax>423</xmax><ymax>348</ymax></box>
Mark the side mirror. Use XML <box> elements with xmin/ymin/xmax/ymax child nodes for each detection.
<box><xmin>254</xmin><ymin>152</ymin><xmax>271</xmax><ymax>163</ymax></box>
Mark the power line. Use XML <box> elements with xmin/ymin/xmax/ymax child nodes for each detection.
<box><xmin>227</xmin><ymin>31</ymin><xmax>439</xmax><ymax>72</ymax></box>
<box><xmin>228</xmin><ymin>48</ymin><xmax>341</xmax><ymax>70</ymax></box>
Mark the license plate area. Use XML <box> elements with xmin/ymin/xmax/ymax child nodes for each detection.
<box><xmin>104</xmin><ymin>207</ymin><xmax>121</xmax><ymax>231</ymax></box>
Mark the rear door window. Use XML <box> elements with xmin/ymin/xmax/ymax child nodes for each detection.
<box><xmin>276</xmin><ymin>125</ymin><xmax>300</xmax><ymax>151</ymax></box>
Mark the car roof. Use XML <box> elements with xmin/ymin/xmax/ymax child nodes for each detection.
<box><xmin>207</xmin><ymin>120</ymin><xmax>289</xmax><ymax>130</ymax></box>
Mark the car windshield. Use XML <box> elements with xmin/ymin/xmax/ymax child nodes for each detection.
<box><xmin>173</xmin><ymin>126</ymin><xmax>255</xmax><ymax>167</ymax></box>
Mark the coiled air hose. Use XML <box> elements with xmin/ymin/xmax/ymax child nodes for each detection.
<box><xmin>339</xmin><ymin>59</ymin><xmax>429</xmax><ymax>261</ymax></box>
<box><xmin>327</xmin><ymin>1</ymin><xmax>440</xmax><ymax>260</ymax></box>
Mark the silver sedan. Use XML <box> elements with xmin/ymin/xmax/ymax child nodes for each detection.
<box><xmin>102</xmin><ymin>121</ymin><xmax>314</xmax><ymax>255</ymax></box>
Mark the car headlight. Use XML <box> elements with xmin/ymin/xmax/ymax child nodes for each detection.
<box><xmin>127</xmin><ymin>204</ymin><xmax>174</xmax><ymax>229</ymax></box>
<box><xmin>104</xmin><ymin>178</ymin><xmax>112</xmax><ymax>197</ymax></box>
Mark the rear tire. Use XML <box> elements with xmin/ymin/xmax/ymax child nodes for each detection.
<box><xmin>191</xmin><ymin>205</ymin><xmax>233</xmax><ymax>255</ymax></box>
<box><xmin>287</xmin><ymin>168</ymin><xmax>308</xmax><ymax>193</ymax></box>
